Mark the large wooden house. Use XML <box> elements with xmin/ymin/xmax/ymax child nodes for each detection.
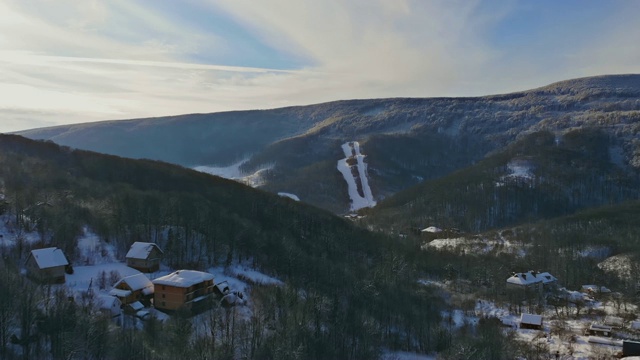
<box><xmin>125</xmin><ymin>242</ymin><xmax>163</xmax><ymax>272</ymax></box>
<box><xmin>152</xmin><ymin>270</ymin><xmax>215</xmax><ymax>312</ymax></box>
<box><xmin>109</xmin><ymin>273</ymin><xmax>154</xmax><ymax>306</ymax></box>
<box><xmin>506</xmin><ymin>271</ymin><xmax>557</xmax><ymax>291</ymax></box>
<box><xmin>25</xmin><ymin>247</ymin><xmax>69</xmax><ymax>283</ymax></box>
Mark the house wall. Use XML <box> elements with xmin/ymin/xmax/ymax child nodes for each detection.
<box><xmin>26</xmin><ymin>257</ymin><xmax>66</xmax><ymax>283</ymax></box>
<box><xmin>126</xmin><ymin>248</ymin><xmax>161</xmax><ymax>272</ymax></box>
<box><xmin>154</xmin><ymin>280</ymin><xmax>214</xmax><ymax>311</ymax></box>
<box><xmin>155</xmin><ymin>285</ymin><xmax>188</xmax><ymax>311</ymax></box>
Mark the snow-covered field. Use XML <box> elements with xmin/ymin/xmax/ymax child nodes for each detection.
<box><xmin>337</xmin><ymin>141</ymin><xmax>376</xmax><ymax>211</ymax></box>
<box><xmin>496</xmin><ymin>159</ymin><xmax>535</xmax><ymax>187</ymax></box>
<box><xmin>422</xmin><ymin>235</ymin><xmax>526</xmax><ymax>257</ymax></box>
<box><xmin>0</xmin><ymin>214</ymin><xmax>41</xmax><ymax>247</ymax></box>
<box><xmin>194</xmin><ymin>159</ymin><xmax>274</xmax><ymax>188</ymax></box>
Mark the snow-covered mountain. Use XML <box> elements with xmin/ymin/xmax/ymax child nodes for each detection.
<box><xmin>16</xmin><ymin>74</ymin><xmax>640</xmax><ymax>213</ymax></box>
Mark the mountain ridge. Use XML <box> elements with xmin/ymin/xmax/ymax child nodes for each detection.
<box><xmin>16</xmin><ymin>74</ymin><xmax>640</xmax><ymax>214</ymax></box>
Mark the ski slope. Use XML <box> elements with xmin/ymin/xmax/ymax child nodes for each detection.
<box><xmin>337</xmin><ymin>141</ymin><xmax>376</xmax><ymax>211</ymax></box>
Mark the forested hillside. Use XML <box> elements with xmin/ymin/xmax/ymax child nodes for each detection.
<box><xmin>363</xmin><ymin>128</ymin><xmax>640</xmax><ymax>233</ymax></box>
<box><xmin>0</xmin><ymin>134</ymin><xmax>532</xmax><ymax>359</ymax></box>
<box><xmin>17</xmin><ymin>74</ymin><xmax>640</xmax><ymax>213</ymax></box>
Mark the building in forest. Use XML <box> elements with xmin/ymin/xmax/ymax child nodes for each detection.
<box><xmin>125</xmin><ymin>242</ymin><xmax>163</xmax><ymax>272</ymax></box>
<box><xmin>519</xmin><ymin>314</ymin><xmax>543</xmax><ymax>330</ymax></box>
<box><xmin>506</xmin><ymin>271</ymin><xmax>557</xmax><ymax>290</ymax></box>
<box><xmin>152</xmin><ymin>270</ymin><xmax>215</xmax><ymax>312</ymax></box>
<box><xmin>109</xmin><ymin>273</ymin><xmax>154</xmax><ymax>306</ymax></box>
<box><xmin>25</xmin><ymin>247</ymin><xmax>69</xmax><ymax>283</ymax></box>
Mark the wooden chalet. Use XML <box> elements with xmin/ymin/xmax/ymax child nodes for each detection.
<box><xmin>109</xmin><ymin>273</ymin><xmax>154</xmax><ymax>306</ymax></box>
<box><xmin>152</xmin><ymin>270</ymin><xmax>215</xmax><ymax>312</ymax></box>
<box><xmin>125</xmin><ymin>242</ymin><xmax>163</xmax><ymax>272</ymax></box>
<box><xmin>519</xmin><ymin>314</ymin><xmax>543</xmax><ymax>330</ymax></box>
<box><xmin>25</xmin><ymin>247</ymin><xmax>69</xmax><ymax>283</ymax></box>
<box><xmin>585</xmin><ymin>323</ymin><xmax>613</xmax><ymax>337</ymax></box>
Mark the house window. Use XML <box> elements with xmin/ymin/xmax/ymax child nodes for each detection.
<box><xmin>162</xmin><ymin>286</ymin><xmax>165</xmax><ymax>290</ymax></box>
<box><xmin>162</xmin><ymin>294</ymin><xmax>165</xmax><ymax>298</ymax></box>
<box><xmin>162</xmin><ymin>301</ymin><xmax>165</xmax><ymax>307</ymax></box>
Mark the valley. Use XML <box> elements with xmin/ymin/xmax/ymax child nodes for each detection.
<box><xmin>3</xmin><ymin>74</ymin><xmax>640</xmax><ymax>359</ymax></box>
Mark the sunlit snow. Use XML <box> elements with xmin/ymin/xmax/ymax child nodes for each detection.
<box><xmin>337</xmin><ymin>141</ymin><xmax>376</xmax><ymax>211</ymax></box>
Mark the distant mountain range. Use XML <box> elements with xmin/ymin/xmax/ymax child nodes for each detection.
<box><xmin>17</xmin><ymin>74</ymin><xmax>640</xmax><ymax>217</ymax></box>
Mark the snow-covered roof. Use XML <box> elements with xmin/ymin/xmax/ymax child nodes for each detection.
<box><xmin>96</xmin><ymin>295</ymin><xmax>121</xmax><ymax>310</ymax></box>
<box><xmin>125</xmin><ymin>242</ymin><xmax>163</xmax><ymax>260</ymax></box>
<box><xmin>506</xmin><ymin>271</ymin><xmax>556</xmax><ymax>286</ymax></box>
<box><xmin>520</xmin><ymin>313</ymin><xmax>542</xmax><ymax>326</ymax></box>
<box><xmin>421</xmin><ymin>226</ymin><xmax>442</xmax><ymax>233</ymax></box>
<box><xmin>109</xmin><ymin>288</ymin><xmax>132</xmax><ymax>297</ymax></box>
<box><xmin>29</xmin><ymin>247</ymin><xmax>69</xmax><ymax>269</ymax></box>
<box><xmin>114</xmin><ymin>273</ymin><xmax>153</xmax><ymax>292</ymax></box>
<box><xmin>129</xmin><ymin>301</ymin><xmax>144</xmax><ymax>311</ymax></box>
<box><xmin>152</xmin><ymin>270</ymin><xmax>214</xmax><ymax>288</ymax></box>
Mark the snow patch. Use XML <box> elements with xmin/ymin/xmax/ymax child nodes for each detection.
<box><xmin>277</xmin><ymin>192</ymin><xmax>300</xmax><ymax>201</ymax></box>
<box><xmin>496</xmin><ymin>159</ymin><xmax>535</xmax><ymax>187</ymax></box>
<box><xmin>337</xmin><ymin>141</ymin><xmax>376</xmax><ymax>211</ymax></box>
<box><xmin>194</xmin><ymin>159</ymin><xmax>274</xmax><ymax>188</ymax></box>
<box><xmin>421</xmin><ymin>226</ymin><xmax>442</xmax><ymax>233</ymax></box>
<box><xmin>598</xmin><ymin>254</ymin><xmax>634</xmax><ymax>279</ymax></box>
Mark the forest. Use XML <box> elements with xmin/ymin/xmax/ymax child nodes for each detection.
<box><xmin>1</xmin><ymin>132</ymin><xmax>638</xmax><ymax>359</ymax></box>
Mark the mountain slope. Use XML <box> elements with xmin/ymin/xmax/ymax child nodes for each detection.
<box><xmin>16</xmin><ymin>74</ymin><xmax>640</xmax><ymax>213</ymax></box>
<box><xmin>0</xmin><ymin>134</ymin><xmax>452</xmax><ymax>358</ymax></box>
<box><xmin>363</xmin><ymin>128</ymin><xmax>640</xmax><ymax>233</ymax></box>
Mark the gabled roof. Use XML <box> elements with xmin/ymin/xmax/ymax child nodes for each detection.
<box><xmin>96</xmin><ymin>295</ymin><xmax>121</xmax><ymax>310</ymax></box>
<box><xmin>506</xmin><ymin>271</ymin><xmax>557</xmax><ymax>286</ymax></box>
<box><xmin>520</xmin><ymin>313</ymin><xmax>542</xmax><ymax>326</ymax></box>
<box><xmin>153</xmin><ymin>270</ymin><xmax>214</xmax><ymax>288</ymax></box>
<box><xmin>28</xmin><ymin>247</ymin><xmax>69</xmax><ymax>269</ymax></box>
<box><xmin>125</xmin><ymin>242</ymin><xmax>163</xmax><ymax>260</ymax></box>
<box><xmin>114</xmin><ymin>273</ymin><xmax>154</xmax><ymax>292</ymax></box>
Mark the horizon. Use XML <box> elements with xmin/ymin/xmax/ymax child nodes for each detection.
<box><xmin>2</xmin><ymin>0</ymin><xmax>640</xmax><ymax>133</ymax></box>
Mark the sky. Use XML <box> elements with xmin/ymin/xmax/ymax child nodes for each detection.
<box><xmin>1</xmin><ymin>0</ymin><xmax>639</xmax><ymax>133</ymax></box>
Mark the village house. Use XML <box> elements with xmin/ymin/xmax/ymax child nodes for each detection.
<box><xmin>96</xmin><ymin>295</ymin><xmax>122</xmax><ymax>319</ymax></box>
<box><xmin>125</xmin><ymin>242</ymin><xmax>163</xmax><ymax>272</ymax></box>
<box><xmin>519</xmin><ymin>314</ymin><xmax>543</xmax><ymax>330</ymax></box>
<box><xmin>152</xmin><ymin>270</ymin><xmax>215</xmax><ymax>312</ymax></box>
<box><xmin>506</xmin><ymin>271</ymin><xmax>557</xmax><ymax>291</ymax></box>
<box><xmin>25</xmin><ymin>247</ymin><xmax>69</xmax><ymax>283</ymax></box>
<box><xmin>585</xmin><ymin>323</ymin><xmax>613</xmax><ymax>337</ymax></box>
<box><xmin>109</xmin><ymin>273</ymin><xmax>154</xmax><ymax>306</ymax></box>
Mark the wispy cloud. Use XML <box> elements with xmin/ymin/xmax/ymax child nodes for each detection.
<box><xmin>0</xmin><ymin>0</ymin><xmax>638</xmax><ymax>133</ymax></box>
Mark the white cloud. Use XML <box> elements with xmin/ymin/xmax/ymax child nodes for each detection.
<box><xmin>0</xmin><ymin>0</ymin><xmax>639</xmax><ymax>133</ymax></box>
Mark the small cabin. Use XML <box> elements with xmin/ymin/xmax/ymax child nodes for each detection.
<box><xmin>153</xmin><ymin>270</ymin><xmax>215</xmax><ymax>312</ymax></box>
<box><xmin>109</xmin><ymin>273</ymin><xmax>154</xmax><ymax>306</ymax></box>
<box><xmin>519</xmin><ymin>314</ymin><xmax>543</xmax><ymax>330</ymax></box>
<box><xmin>585</xmin><ymin>323</ymin><xmax>613</xmax><ymax>337</ymax></box>
<box><xmin>96</xmin><ymin>295</ymin><xmax>122</xmax><ymax>318</ymax></box>
<box><xmin>25</xmin><ymin>247</ymin><xmax>69</xmax><ymax>283</ymax></box>
<box><xmin>125</xmin><ymin>242</ymin><xmax>163</xmax><ymax>272</ymax></box>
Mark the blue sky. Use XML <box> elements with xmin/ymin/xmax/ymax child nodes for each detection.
<box><xmin>0</xmin><ymin>0</ymin><xmax>639</xmax><ymax>132</ymax></box>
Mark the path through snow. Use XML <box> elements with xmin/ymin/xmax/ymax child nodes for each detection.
<box><xmin>337</xmin><ymin>141</ymin><xmax>376</xmax><ymax>211</ymax></box>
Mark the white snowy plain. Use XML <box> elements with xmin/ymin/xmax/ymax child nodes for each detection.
<box><xmin>337</xmin><ymin>141</ymin><xmax>376</xmax><ymax>211</ymax></box>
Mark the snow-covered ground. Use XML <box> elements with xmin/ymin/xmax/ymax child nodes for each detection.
<box><xmin>496</xmin><ymin>159</ymin><xmax>535</xmax><ymax>187</ymax></box>
<box><xmin>598</xmin><ymin>253</ymin><xmax>634</xmax><ymax>279</ymax></box>
<box><xmin>194</xmin><ymin>159</ymin><xmax>274</xmax><ymax>188</ymax></box>
<box><xmin>382</xmin><ymin>350</ymin><xmax>435</xmax><ymax>360</ymax></box>
<box><xmin>278</xmin><ymin>192</ymin><xmax>300</xmax><ymax>201</ymax></box>
<box><xmin>422</xmin><ymin>235</ymin><xmax>526</xmax><ymax>257</ymax></box>
<box><xmin>0</xmin><ymin>214</ymin><xmax>41</xmax><ymax>247</ymax></box>
<box><xmin>337</xmin><ymin>141</ymin><xmax>376</xmax><ymax>211</ymax></box>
